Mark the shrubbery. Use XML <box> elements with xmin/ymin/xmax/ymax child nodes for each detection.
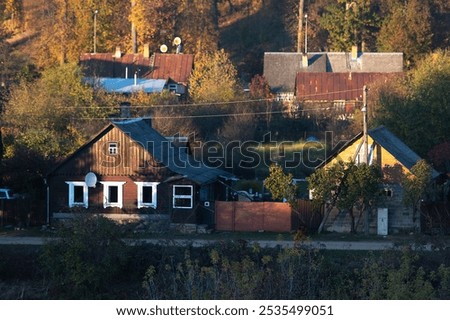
<box><xmin>2</xmin><ymin>220</ymin><xmax>450</xmax><ymax>299</ymax></box>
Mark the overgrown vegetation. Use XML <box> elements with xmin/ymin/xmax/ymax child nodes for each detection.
<box><xmin>1</xmin><ymin>217</ymin><xmax>450</xmax><ymax>299</ymax></box>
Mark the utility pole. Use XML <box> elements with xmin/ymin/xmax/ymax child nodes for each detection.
<box><xmin>304</xmin><ymin>13</ymin><xmax>308</xmax><ymax>53</ymax></box>
<box><xmin>362</xmin><ymin>85</ymin><xmax>368</xmax><ymax>164</ymax></box>
<box><xmin>131</xmin><ymin>0</ymin><xmax>137</xmax><ymax>54</ymax></box>
<box><xmin>362</xmin><ymin>85</ymin><xmax>370</xmax><ymax>236</ymax></box>
<box><xmin>297</xmin><ymin>0</ymin><xmax>305</xmax><ymax>53</ymax></box>
<box><xmin>93</xmin><ymin>10</ymin><xmax>98</xmax><ymax>54</ymax></box>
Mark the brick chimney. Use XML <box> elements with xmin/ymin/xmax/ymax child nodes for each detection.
<box><xmin>351</xmin><ymin>45</ymin><xmax>358</xmax><ymax>60</ymax></box>
<box><xmin>143</xmin><ymin>44</ymin><xmax>150</xmax><ymax>58</ymax></box>
<box><xmin>114</xmin><ymin>46</ymin><xmax>122</xmax><ymax>59</ymax></box>
<box><xmin>302</xmin><ymin>53</ymin><xmax>308</xmax><ymax>68</ymax></box>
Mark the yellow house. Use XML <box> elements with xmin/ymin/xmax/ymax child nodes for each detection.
<box><xmin>317</xmin><ymin>125</ymin><xmax>438</xmax><ymax>234</ymax></box>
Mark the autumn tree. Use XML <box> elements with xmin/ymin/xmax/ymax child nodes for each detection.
<box><xmin>402</xmin><ymin>159</ymin><xmax>433</xmax><ymax>224</ymax></box>
<box><xmin>2</xmin><ymin>0</ymin><xmax>23</xmax><ymax>32</ymax></box>
<box><xmin>428</xmin><ymin>142</ymin><xmax>450</xmax><ymax>173</ymax></box>
<box><xmin>129</xmin><ymin>0</ymin><xmax>178</xmax><ymax>53</ymax></box>
<box><xmin>177</xmin><ymin>0</ymin><xmax>219</xmax><ymax>53</ymax></box>
<box><xmin>3</xmin><ymin>63</ymin><xmax>110</xmax><ymax>160</ymax></box>
<box><xmin>189</xmin><ymin>49</ymin><xmax>240</xmax><ymax>103</ymax></box>
<box><xmin>307</xmin><ymin>161</ymin><xmax>346</xmax><ymax>233</ymax></box>
<box><xmin>319</xmin><ymin>0</ymin><xmax>379</xmax><ymax>51</ymax></box>
<box><xmin>374</xmin><ymin>50</ymin><xmax>450</xmax><ymax>157</ymax></box>
<box><xmin>377</xmin><ymin>0</ymin><xmax>433</xmax><ymax>66</ymax></box>
<box><xmin>336</xmin><ymin>162</ymin><xmax>382</xmax><ymax>234</ymax></box>
<box><xmin>34</xmin><ymin>0</ymin><xmax>130</xmax><ymax>67</ymax></box>
<box><xmin>308</xmin><ymin>161</ymin><xmax>382</xmax><ymax>234</ymax></box>
<box><xmin>264</xmin><ymin>163</ymin><xmax>298</xmax><ymax>204</ymax></box>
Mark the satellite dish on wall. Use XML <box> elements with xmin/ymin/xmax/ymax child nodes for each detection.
<box><xmin>85</xmin><ymin>172</ymin><xmax>97</xmax><ymax>187</ymax></box>
<box><xmin>160</xmin><ymin>44</ymin><xmax>168</xmax><ymax>53</ymax></box>
<box><xmin>173</xmin><ymin>37</ymin><xmax>182</xmax><ymax>46</ymax></box>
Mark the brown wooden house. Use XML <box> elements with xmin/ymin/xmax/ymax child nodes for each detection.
<box><xmin>46</xmin><ymin>118</ymin><xmax>234</xmax><ymax>231</ymax></box>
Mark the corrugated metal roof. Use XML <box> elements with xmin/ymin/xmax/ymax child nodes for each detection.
<box><xmin>85</xmin><ymin>77</ymin><xmax>166</xmax><ymax>93</ymax></box>
<box><xmin>368</xmin><ymin>126</ymin><xmax>438</xmax><ymax>177</ymax></box>
<box><xmin>80</xmin><ymin>53</ymin><xmax>194</xmax><ymax>85</ymax></box>
<box><xmin>264</xmin><ymin>52</ymin><xmax>404</xmax><ymax>93</ymax></box>
<box><xmin>112</xmin><ymin>118</ymin><xmax>234</xmax><ymax>184</ymax></box>
<box><xmin>80</xmin><ymin>53</ymin><xmax>151</xmax><ymax>78</ymax></box>
<box><xmin>296</xmin><ymin>73</ymin><xmax>402</xmax><ymax>101</ymax></box>
<box><xmin>145</xmin><ymin>53</ymin><xmax>194</xmax><ymax>84</ymax></box>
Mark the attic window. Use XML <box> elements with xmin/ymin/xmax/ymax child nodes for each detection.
<box><xmin>383</xmin><ymin>188</ymin><xmax>393</xmax><ymax>197</ymax></box>
<box><xmin>108</xmin><ymin>142</ymin><xmax>118</xmax><ymax>155</ymax></box>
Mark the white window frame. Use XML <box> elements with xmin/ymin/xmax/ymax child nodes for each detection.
<box><xmin>100</xmin><ymin>181</ymin><xmax>126</xmax><ymax>208</ymax></box>
<box><xmin>65</xmin><ymin>181</ymin><xmax>88</xmax><ymax>208</ymax></box>
<box><xmin>173</xmin><ymin>185</ymin><xmax>193</xmax><ymax>209</ymax></box>
<box><xmin>135</xmin><ymin>182</ymin><xmax>159</xmax><ymax>209</ymax></box>
<box><xmin>108</xmin><ymin>142</ymin><xmax>118</xmax><ymax>155</ymax></box>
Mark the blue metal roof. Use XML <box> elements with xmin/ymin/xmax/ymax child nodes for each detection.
<box><xmin>112</xmin><ymin>118</ymin><xmax>235</xmax><ymax>185</ymax></box>
<box><xmin>85</xmin><ymin>77</ymin><xmax>166</xmax><ymax>93</ymax></box>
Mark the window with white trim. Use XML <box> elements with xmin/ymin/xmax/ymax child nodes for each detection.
<box><xmin>65</xmin><ymin>181</ymin><xmax>88</xmax><ymax>208</ymax></box>
<box><xmin>173</xmin><ymin>185</ymin><xmax>193</xmax><ymax>209</ymax></box>
<box><xmin>108</xmin><ymin>142</ymin><xmax>118</xmax><ymax>155</ymax></box>
<box><xmin>100</xmin><ymin>181</ymin><xmax>126</xmax><ymax>208</ymax></box>
<box><xmin>135</xmin><ymin>182</ymin><xmax>159</xmax><ymax>209</ymax></box>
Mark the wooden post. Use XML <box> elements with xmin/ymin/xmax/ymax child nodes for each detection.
<box><xmin>297</xmin><ymin>0</ymin><xmax>305</xmax><ymax>53</ymax></box>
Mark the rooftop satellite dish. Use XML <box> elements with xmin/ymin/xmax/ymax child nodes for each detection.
<box><xmin>173</xmin><ymin>37</ymin><xmax>182</xmax><ymax>46</ymax></box>
<box><xmin>160</xmin><ymin>44</ymin><xmax>168</xmax><ymax>53</ymax></box>
<box><xmin>85</xmin><ymin>172</ymin><xmax>97</xmax><ymax>188</ymax></box>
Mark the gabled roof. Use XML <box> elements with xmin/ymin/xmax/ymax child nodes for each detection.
<box><xmin>112</xmin><ymin>118</ymin><xmax>234</xmax><ymax>184</ymax></box>
<box><xmin>84</xmin><ymin>77</ymin><xmax>167</xmax><ymax>94</ymax></box>
<box><xmin>79</xmin><ymin>52</ymin><xmax>194</xmax><ymax>85</ymax></box>
<box><xmin>319</xmin><ymin>125</ymin><xmax>439</xmax><ymax>178</ymax></box>
<box><xmin>48</xmin><ymin>118</ymin><xmax>234</xmax><ymax>185</ymax></box>
<box><xmin>264</xmin><ymin>52</ymin><xmax>403</xmax><ymax>93</ymax></box>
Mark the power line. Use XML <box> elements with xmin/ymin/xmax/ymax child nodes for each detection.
<box><xmin>73</xmin><ymin>104</ymin><xmax>358</xmax><ymax>121</ymax></box>
<box><xmin>55</xmin><ymin>87</ymin><xmax>364</xmax><ymax>110</ymax></box>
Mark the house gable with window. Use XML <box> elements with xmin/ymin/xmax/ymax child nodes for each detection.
<box><xmin>316</xmin><ymin>125</ymin><xmax>438</xmax><ymax>234</ymax></box>
<box><xmin>47</xmin><ymin>118</ymin><xmax>234</xmax><ymax>229</ymax></box>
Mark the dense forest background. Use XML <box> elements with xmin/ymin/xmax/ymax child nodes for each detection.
<box><xmin>1</xmin><ymin>0</ymin><xmax>449</xmax><ymax>79</ymax></box>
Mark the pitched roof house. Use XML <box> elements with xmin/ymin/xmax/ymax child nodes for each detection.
<box><xmin>316</xmin><ymin>125</ymin><xmax>438</xmax><ymax>234</ymax></box>
<box><xmin>263</xmin><ymin>49</ymin><xmax>403</xmax><ymax>106</ymax></box>
<box><xmin>79</xmin><ymin>47</ymin><xmax>194</xmax><ymax>96</ymax></box>
<box><xmin>47</xmin><ymin>118</ymin><xmax>234</xmax><ymax>231</ymax></box>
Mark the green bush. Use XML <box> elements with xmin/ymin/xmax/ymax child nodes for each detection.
<box><xmin>40</xmin><ymin>215</ymin><xmax>129</xmax><ymax>299</ymax></box>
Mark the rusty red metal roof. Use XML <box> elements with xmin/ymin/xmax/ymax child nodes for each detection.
<box><xmin>79</xmin><ymin>53</ymin><xmax>152</xmax><ymax>78</ymax></box>
<box><xmin>145</xmin><ymin>54</ymin><xmax>194</xmax><ymax>84</ymax></box>
<box><xmin>295</xmin><ymin>72</ymin><xmax>402</xmax><ymax>101</ymax></box>
<box><xmin>79</xmin><ymin>53</ymin><xmax>194</xmax><ymax>84</ymax></box>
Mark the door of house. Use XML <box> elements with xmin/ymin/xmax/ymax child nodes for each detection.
<box><xmin>377</xmin><ymin>208</ymin><xmax>388</xmax><ymax>236</ymax></box>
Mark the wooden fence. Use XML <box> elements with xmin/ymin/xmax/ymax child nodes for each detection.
<box><xmin>215</xmin><ymin>200</ymin><xmax>322</xmax><ymax>233</ymax></box>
